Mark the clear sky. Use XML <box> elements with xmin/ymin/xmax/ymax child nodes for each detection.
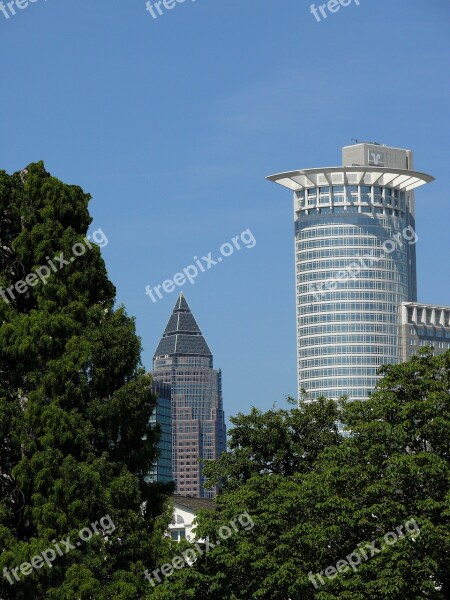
<box><xmin>1</xmin><ymin>0</ymin><xmax>449</xmax><ymax>424</ymax></box>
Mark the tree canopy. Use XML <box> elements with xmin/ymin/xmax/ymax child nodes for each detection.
<box><xmin>149</xmin><ymin>349</ymin><xmax>450</xmax><ymax>599</ymax></box>
<box><xmin>0</xmin><ymin>163</ymin><xmax>172</xmax><ymax>599</ymax></box>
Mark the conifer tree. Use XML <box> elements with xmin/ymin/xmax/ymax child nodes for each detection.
<box><xmin>0</xmin><ymin>162</ymin><xmax>171</xmax><ymax>599</ymax></box>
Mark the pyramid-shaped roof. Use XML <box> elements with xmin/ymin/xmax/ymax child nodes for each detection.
<box><xmin>154</xmin><ymin>294</ymin><xmax>212</xmax><ymax>359</ymax></box>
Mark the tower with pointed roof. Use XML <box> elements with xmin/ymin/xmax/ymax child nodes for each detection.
<box><xmin>151</xmin><ymin>293</ymin><xmax>226</xmax><ymax>498</ymax></box>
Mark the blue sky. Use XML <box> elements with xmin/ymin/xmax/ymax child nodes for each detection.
<box><xmin>1</xmin><ymin>0</ymin><xmax>449</xmax><ymax>424</ymax></box>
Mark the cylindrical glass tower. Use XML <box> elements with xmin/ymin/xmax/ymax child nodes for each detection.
<box><xmin>268</xmin><ymin>144</ymin><xmax>434</xmax><ymax>402</ymax></box>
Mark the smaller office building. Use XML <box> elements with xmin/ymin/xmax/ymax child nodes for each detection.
<box><xmin>401</xmin><ymin>302</ymin><xmax>450</xmax><ymax>360</ymax></box>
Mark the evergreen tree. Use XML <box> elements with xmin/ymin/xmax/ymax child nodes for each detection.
<box><xmin>0</xmin><ymin>162</ymin><xmax>172</xmax><ymax>599</ymax></box>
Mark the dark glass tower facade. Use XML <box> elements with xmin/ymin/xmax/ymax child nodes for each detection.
<box><xmin>146</xmin><ymin>381</ymin><xmax>173</xmax><ymax>484</ymax></box>
<box><xmin>151</xmin><ymin>294</ymin><xmax>226</xmax><ymax>498</ymax></box>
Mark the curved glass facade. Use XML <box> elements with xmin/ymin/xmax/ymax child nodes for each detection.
<box><xmin>268</xmin><ymin>147</ymin><xmax>434</xmax><ymax>404</ymax></box>
<box><xmin>295</xmin><ymin>183</ymin><xmax>416</xmax><ymax>401</ymax></box>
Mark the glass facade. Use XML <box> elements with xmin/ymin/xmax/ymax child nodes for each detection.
<box><xmin>267</xmin><ymin>148</ymin><xmax>434</xmax><ymax>403</ymax></box>
<box><xmin>146</xmin><ymin>381</ymin><xmax>173</xmax><ymax>484</ymax></box>
<box><xmin>151</xmin><ymin>294</ymin><xmax>227</xmax><ymax>498</ymax></box>
<box><xmin>296</xmin><ymin>184</ymin><xmax>416</xmax><ymax>401</ymax></box>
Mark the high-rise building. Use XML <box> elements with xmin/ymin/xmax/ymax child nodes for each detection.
<box><xmin>267</xmin><ymin>142</ymin><xmax>439</xmax><ymax>402</ymax></box>
<box><xmin>146</xmin><ymin>381</ymin><xmax>173</xmax><ymax>484</ymax></box>
<box><xmin>151</xmin><ymin>293</ymin><xmax>226</xmax><ymax>498</ymax></box>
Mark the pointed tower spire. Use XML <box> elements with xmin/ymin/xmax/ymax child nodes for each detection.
<box><xmin>151</xmin><ymin>293</ymin><xmax>226</xmax><ymax>498</ymax></box>
<box><xmin>154</xmin><ymin>294</ymin><xmax>212</xmax><ymax>359</ymax></box>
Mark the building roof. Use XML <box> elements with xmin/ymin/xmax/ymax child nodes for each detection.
<box><xmin>402</xmin><ymin>301</ymin><xmax>450</xmax><ymax>312</ymax></box>
<box><xmin>154</xmin><ymin>293</ymin><xmax>212</xmax><ymax>359</ymax></box>
<box><xmin>266</xmin><ymin>166</ymin><xmax>434</xmax><ymax>192</ymax></box>
<box><xmin>170</xmin><ymin>495</ymin><xmax>215</xmax><ymax>512</ymax></box>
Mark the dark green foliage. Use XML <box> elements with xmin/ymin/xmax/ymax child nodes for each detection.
<box><xmin>0</xmin><ymin>163</ymin><xmax>172</xmax><ymax>599</ymax></box>
<box><xmin>150</xmin><ymin>350</ymin><xmax>450</xmax><ymax>599</ymax></box>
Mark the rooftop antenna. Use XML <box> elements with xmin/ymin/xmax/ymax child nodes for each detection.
<box><xmin>351</xmin><ymin>138</ymin><xmax>359</xmax><ymax>144</ymax></box>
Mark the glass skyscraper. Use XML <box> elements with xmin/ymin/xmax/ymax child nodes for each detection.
<box><xmin>151</xmin><ymin>293</ymin><xmax>227</xmax><ymax>498</ymax></box>
<box><xmin>146</xmin><ymin>381</ymin><xmax>173</xmax><ymax>484</ymax></box>
<box><xmin>268</xmin><ymin>143</ymin><xmax>434</xmax><ymax>402</ymax></box>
